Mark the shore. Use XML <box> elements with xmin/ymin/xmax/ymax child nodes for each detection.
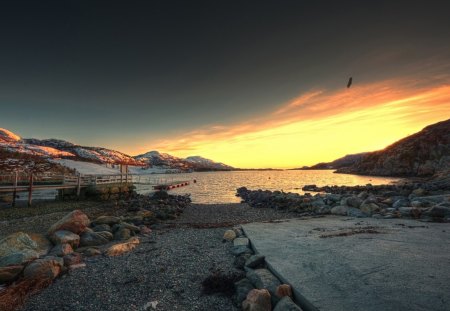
<box><xmin>1</xmin><ymin>200</ymin><xmax>299</xmax><ymax>311</ymax></box>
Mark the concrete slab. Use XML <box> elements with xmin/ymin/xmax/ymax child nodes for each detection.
<box><xmin>243</xmin><ymin>216</ymin><xmax>450</xmax><ymax>311</ymax></box>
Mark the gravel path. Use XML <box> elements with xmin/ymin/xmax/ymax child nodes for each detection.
<box><xmin>19</xmin><ymin>203</ymin><xmax>299</xmax><ymax>311</ymax></box>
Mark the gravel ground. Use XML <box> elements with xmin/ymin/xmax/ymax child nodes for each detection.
<box><xmin>15</xmin><ymin>203</ymin><xmax>299</xmax><ymax>311</ymax></box>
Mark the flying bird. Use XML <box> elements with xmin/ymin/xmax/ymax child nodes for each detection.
<box><xmin>347</xmin><ymin>77</ymin><xmax>353</xmax><ymax>88</ymax></box>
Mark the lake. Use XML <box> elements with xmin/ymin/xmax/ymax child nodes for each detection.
<box><xmin>134</xmin><ymin>170</ymin><xmax>403</xmax><ymax>204</ymax></box>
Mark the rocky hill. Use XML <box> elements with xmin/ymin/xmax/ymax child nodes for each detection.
<box><xmin>295</xmin><ymin>153</ymin><xmax>368</xmax><ymax>170</ymax></box>
<box><xmin>335</xmin><ymin>119</ymin><xmax>450</xmax><ymax>177</ymax></box>
<box><xmin>134</xmin><ymin>151</ymin><xmax>234</xmax><ymax>171</ymax></box>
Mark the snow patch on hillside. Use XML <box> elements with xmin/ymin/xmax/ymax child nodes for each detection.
<box><xmin>53</xmin><ymin>159</ymin><xmax>121</xmax><ymax>175</ymax></box>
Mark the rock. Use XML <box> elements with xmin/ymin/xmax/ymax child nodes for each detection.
<box><xmin>114</xmin><ymin>228</ymin><xmax>132</xmax><ymax>241</ymax></box>
<box><xmin>357</xmin><ymin>191</ymin><xmax>369</xmax><ymax>200</ymax></box>
<box><xmin>234</xmin><ymin>253</ymin><xmax>252</xmax><ymax>269</ymax></box>
<box><xmin>398</xmin><ymin>207</ymin><xmax>414</xmax><ymax>217</ymax></box>
<box><xmin>275</xmin><ymin>284</ymin><xmax>292</xmax><ymax>298</ymax></box>
<box><xmin>28</xmin><ymin>233</ymin><xmax>52</xmax><ymax>256</ymax></box>
<box><xmin>359</xmin><ymin>203</ymin><xmax>380</xmax><ymax>215</ymax></box>
<box><xmin>223</xmin><ymin>230</ymin><xmax>237</xmax><ymax>241</ymax></box>
<box><xmin>48</xmin><ymin>210</ymin><xmax>90</xmax><ymax>235</ymax></box>
<box><xmin>94</xmin><ymin>216</ymin><xmax>121</xmax><ymax>226</ymax></box>
<box><xmin>79</xmin><ymin>247</ymin><xmax>101</xmax><ymax>257</ymax></box>
<box><xmin>245</xmin><ymin>255</ymin><xmax>265</xmax><ymax>269</ymax></box>
<box><xmin>139</xmin><ymin>225</ymin><xmax>152</xmax><ymax>235</ymax></box>
<box><xmin>242</xmin><ymin>288</ymin><xmax>271</xmax><ymax>311</ymax></box>
<box><xmin>0</xmin><ymin>265</ymin><xmax>24</xmax><ymax>284</ymax></box>
<box><xmin>80</xmin><ymin>231</ymin><xmax>113</xmax><ymax>247</ymax></box>
<box><xmin>234</xmin><ymin>237</ymin><xmax>250</xmax><ymax>247</ymax></box>
<box><xmin>330</xmin><ymin>206</ymin><xmax>348</xmax><ymax>215</ymax></box>
<box><xmin>233</xmin><ymin>226</ymin><xmax>244</xmax><ymax>237</ymax></box>
<box><xmin>105</xmin><ymin>237</ymin><xmax>139</xmax><ymax>256</ymax></box>
<box><xmin>247</xmin><ymin>268</ymin><xmax>281</xmax><ymax>305</ymax></box>
<box><xmin>428</xmin><ymin>205</ymin><xmax>450</xmax><ymax>218</ymax></box>
<box><xmin>231</xmin><ymin>245</ymin><xmax>253</xmax><ymax>256</ymax></box>
<box><xmin>63</xmin><ymin>252</ymin><xmax>83</xmax><ymax>266</ymax></box>
<box><xmin>346</xmin><ymin>196</ymin><xmax>363</xmax><ymax>208</ymax></box>
<box><xmin>0</xmin><ymin>232</ymin><xmax>40</xmax><ymax>267</ymax></box>
<box><xmin>92</xmin><ymin>224</ymin><xmax>112</xmax><ymax>232</ymax></box>
<box><xmin>412</xmin><ymin>188</ymin><xmax>426</xmax><ymax>196</ymax></box>
<box><xmin>347</xmin><ymin>207</ymin><xmax>367</xmax><ymax>218</ymax></box>
<box><xmin>49</xmin><ymin>230</ymin><xmax>80</xmax><ymax>248</ymax></box>
<box><xmin>235</xmin><ymin>278</ymin><xmax>256</xmax><ymax>305</ymax></box>
<box><xmin>393</xmin><ymin>199</ymin><xmax>410</xmax><ymax>209</ymax></box>
<box><xmin>119</xmin><ymin>222</ymin><xmax>140</xmax><ymax>233</ymax></box>
<box><xmin>23</xmin><ymin>257</ymin><xmax>63</xmax><ymax>281</ymax></box>
<box><xmin>273</xmin><ymin>296</ymin><xmax>302</xmax><ymax>311</ymax></box>
<box><xmin>49</xmin><ymin>243</ymin><xmax>73</xmax><ymax>257</ymax></box>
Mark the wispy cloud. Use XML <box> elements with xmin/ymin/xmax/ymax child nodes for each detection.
<box><xmin>143</xmin><ymin>76</ymin><xmax>450</xmax><ymax>168</ymax></box>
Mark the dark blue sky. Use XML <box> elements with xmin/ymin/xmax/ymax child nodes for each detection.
<box><xmin>1</xmin><ymin>0</ymin><xmax>449</xmax><ymax>154</ymax></box>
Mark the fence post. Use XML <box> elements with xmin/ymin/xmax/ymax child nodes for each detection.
<box><xmin>27</xmin><ymin>173</ymin><xmax>33</xmax><ymax>207</ymax></box>
<box><xmin>12</xmin><ymin>171</ymin><xmax>18</xmax><ymax>207</ymax></box>
<box><xmin>76</xmin><ymin>173</ymin><xmax>81</xmax><ymax>198</ymax></box>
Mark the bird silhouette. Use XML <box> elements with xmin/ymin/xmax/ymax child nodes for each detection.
<box><xmin>347</xmin><ymin>77</ymin><xmax>353</xmax><ymax>88</ymax></box>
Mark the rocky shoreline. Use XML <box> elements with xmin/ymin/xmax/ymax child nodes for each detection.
<box><xmin>237</xmin><ymin>180</ymin><xmax>450</xmax><ymax>222</ymax></box>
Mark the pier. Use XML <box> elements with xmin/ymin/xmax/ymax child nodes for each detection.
<box><xmin>0</xmin><ymin>173</ymin><xmax>192</xmax><ymax>206</ymax></box>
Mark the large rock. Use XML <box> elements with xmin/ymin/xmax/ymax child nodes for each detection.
<box><xmin>0</xmin><ymin>265</ymin><xmax>24</xmax><ymax>284</ymax></box>
<box><xmin>0</xmin><ymin>232</ymin><xmax>40</xmax><ymax>267</ymax></box>
<box><xmin>331</xmin><ymin>206</ymin><xmax>348</xmax><ymax>216</ymax></box>
<box><xmin>114</xmin><ymin>227</ymin><xmax>132</xmax><ymax>241</ymax></box>
<box><xmin>92</xmin><ymin>224</ymin><xmax>112</xmax><ymax>232</ymax></box>
<box><xmin>49</xmin><ymin>230</ymin><xmax>80</xmax><ymax>248</ymax></box>
<box><xmin>245</xmin><ymin>255</ymin><xmax>266</xmax><ymax>269</ymax></box>
<box><xmin>223</xmin><ymin>230</ymin><xmax>237</xmax><ymax>241</ymax></box>
<box><xmin>347</xmin><ymin>207</ymin><xmax>367</xmax><ymax>218</ymax></box>
<box><xmin>234</xmin><ymin>237</ymin><xmax>250</xmax><ymax>247</ymax></box>
<box><xmin>48</xmin><ymin>210</ymin><xmax>90</xmax><ymax>235</ymax></box>
<box><xmin>105</xmin><ymin>237</ymin><xmax>139</xmax><ymax>256</ymax></box>
<box><xmin>80</xmin><ymin>231</ymin><xmax>113</xmax><ymax>247</ymax></box>
<box><xmin>242</xmin><ymin>288</ymin><xmax>271</xmax><ymax>311</ymax></box>
<box><xmin>235</xmin><ymin>278</ymin><xmax>255</xmax><ymax>305</ymax></box>
<box><xmin>23</xmin><ymin>257</ymin><xmax>63</xmax><ymax>281</ymax></box>
<box><xmin>29</xmin><ymin>233</ymin><xmax>52</xmax><ymax>256</ymax></box>
<box><xmin>275</xmin><ymin>284</ymin><xmax>293</xmax><ymax>298</ymax></box>
<box><xmin>63</xmin><ymin>252</ymin><xmax>83</xmax><ymax>266</ymax></box>
<box><xmin>93</xmin><ymin>216</ymin><xmax>121</xmax><ymax>226</ymax></box>
<box><xmin>247</xmin><ymin>268</ymin><xmax>281</xmax><ymax>305</ymax></box>
<box><xmin>393</xmin><ymin>199</ymin><xmax>410</xmax><ymax>209</ymax></box>
<box><xmin>48</xmin><ymin>243</ymin><xmax>73</xmax><ymax>257</ymax></box>
<box><xmin>346</xmin><ymin>196</ymin><xmax>363</xmax><ymax>208</ymax></box>
<box><xmin>359</xmin><ymin>203</ymin><xmax>380</xmax><ymax>215</ymax></box>
<box><xmin>273</xmin><ymin>296</ymin><xmax>303</xmax><ymax>311</ymax></box>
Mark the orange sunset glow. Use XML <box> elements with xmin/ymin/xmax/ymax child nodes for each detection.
<box><xmin>147</xmin><ymin>78</ymin><xmax>450</xmax><ymax>168</ymax></box>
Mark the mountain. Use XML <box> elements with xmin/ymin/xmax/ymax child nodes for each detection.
<box><xmin>185</xmin><ymin>156</ymin><xmax>234</xmax><ymax>171</ymax></box>
<box><xmin>0</xmin><ymin>129</ymin><xmax>143</xmax><ymax>173</ymax></box>
<box><xmin>331</xmin><ymin>119</ymin><xmax>450</xmax><ymax>177</ymax></box>
<box><xmin>295</xmin><ymin>153</ymin><xmax>368</xmax><ymax>170</ymax></box>
<box><xmin>134</xmin><ymin>151</ymin><xmax>234</xmax><ymax>171</ymax></box>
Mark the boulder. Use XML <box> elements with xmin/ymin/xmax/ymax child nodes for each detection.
<box><xmin>48</xmin><ymin>243</ymin><xmax>73</xmax><ymax>257</ymax></box>
<box><xmin>0</xmin><ymin>232</ymin><xmax>40</xmax><ymax>267</ymax></box>
<box><xmin>359</xmin><ymin>203</ymin><xmax>380</xmax><ymax>215</ymax></box>
<box><xmin>234</xmin><ymin>237</ymin><xmax>250</xmax><ymax>247</ymax></box>
<box><xmin>245</xmin><ymin>255</ymin><xmax>265</xmax><ymax>269</ymax></box>
<box><xmin>235</xmin><ymin>278</ymin><xmax>256</xmax><ymax>305</ymax></box>
<box><xmin>0</xmin><ymin>265</ymin><xmax>24</xmax><ymax>284</ymax></box>
<box><xmin>92</xmin><ymin>224</ymin><xmax>112</xmax><ymax>232</ymax></box>
<box><xmin>114</xmin><ymin>228</ymin><xmax>132</xmax><ymax>241</ymax></box>
<box><xmin>393</xmin><ymin>199</ymin><xmax>410</xmax><ymax>209</ymax></box>
<box><xmin>347</xmin><ymin>207</ymin><xmax>367</xmax><ymax>218</ymax></box>
<box><xmin>80</xmin><ymin>231</ymin><xmax>113</xmax><ymax>247</ymax></box>
<box><xmin>273</xmin><ymin>296</ymin><xmax>302</xmax><ymax>311</ymax></box>
<box><xmin>275</xmin><ymin>284</ymin><xmax>293</xmax><ymax>298</ymax></box>
<box><xmin>49</xmin><ymin>230</ymin><xmax>80</xmax><ymax>248</ymax></box>
<box><xmin>242</xmin><ymin>288</ymin><xmax>271</xmax><ymax>311</ymax></box>
<box><xmin>93</xmin><ymin>216</ymin><xmax>121</xmax><ymax>226</ymax></box>
<box><xmin>331</xmin><ymin>206</ymin><xmax>348</xmax><ymax>216</ymax></box>
<box><xmin>346</xmin><ymin>196</ymin><xmax>363</xmax><ymax>208</ymax></box>
<box><xmin>104</xmin><ymin>237</ymin><xmax>139</xmax><ymax>256</ymax></box>
<box><xmin>234</xmin><ymin>253</ymin><xmax>252</xmax><ymax>269</ymax></box>
<box><xmin>231</xmin><ymin>245</ymin><xmax>253</xmax><ymax>256</ymax></box>
<box><xmin>48</xmin><ymin>210</ymin><xmax>90</xmax><ymax>235</ymax></box>
<box><xmin>63</xmin><ymin>252</ymin><xmax>83</xmax><ymax>266</ymax></box>
<box><xmin>23</xmin><ymin>257</ymin><xmax>63</xmax><ymax>281</ymax></box>
<box><xmin>223</xmin><ymin>230</ymin><xmax>237</xmax><ymax>241</ymax></box>
<box><xmin>247</xmin><ymin>268</ymin><xmax>281</xmax><ymax>305</ymax></box>
<box><xmin>28</xmin><ymin>233</ymin><xmax>52</xmax><ymax>256</ymax></box>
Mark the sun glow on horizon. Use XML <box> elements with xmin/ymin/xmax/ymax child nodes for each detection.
<box><xmin>133</xmin><ymin>78</ymin><xmax>450</xmax><ymax>168</ymax></box>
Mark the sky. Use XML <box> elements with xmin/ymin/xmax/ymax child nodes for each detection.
<box><xmin>1</xmin><ymin>0</ymin><xmax>449</xmax><ymax>168</ymax></box>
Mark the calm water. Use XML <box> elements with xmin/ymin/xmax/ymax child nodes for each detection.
<box><xmin>134</xmin><ymin>170</ymin><xmax>403</xmax><ymax>204</ymax></box>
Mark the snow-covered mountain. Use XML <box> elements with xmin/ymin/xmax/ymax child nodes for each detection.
<box><xmin>185</xmin><ymin>156</ymin><xmax>233</xmax><ymax>170</ymax></box>
<box><xmin>0</xmin><ymin>128</ymin><xmax>143</xmax><ymax>173</ymax></box>
<box><xmin>134</xmin><ymin>151</ymin><xmax>234</xmax><ymax>171</ymax></box>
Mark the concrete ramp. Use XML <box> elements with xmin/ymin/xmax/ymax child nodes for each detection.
<box><xmin>242</xmin><ymin>216</ymin><xmax>450</xmax><ymax>311</ymax></box>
